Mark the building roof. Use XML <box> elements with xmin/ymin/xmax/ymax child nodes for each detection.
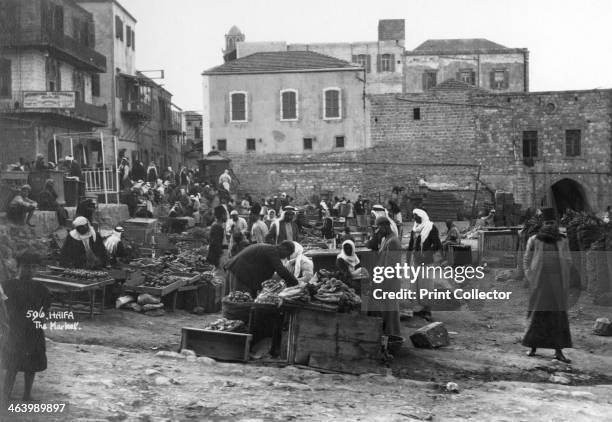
<box><xmin>202</xmin><ymin>51</ymin><xmax>361</xmax><ymax>75</ymax></box>
<box><xmin>412</xmin><ymin>38</ymin><xmax>509</xmax><ymax>53</ymax></box>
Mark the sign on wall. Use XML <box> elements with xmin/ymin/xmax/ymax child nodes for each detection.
<box><xmin>23</xmin><ymin>91</ymin><xmax>76</xmax><ymax>109</ymax></box>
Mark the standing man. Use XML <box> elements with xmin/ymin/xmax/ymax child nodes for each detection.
<box><xmin>366</xmin><ymin>216</ymin><xmax>402</xmax><ymax>337</ymax></box>
<box><xmin>65</xmin><ymin>155</ymin><xmax>82</xmax><ymax>181</ymax></box>
<box><xmin>227</xmin><ymin>210</ymin><xmax>248</xmax><ymax>254</ymax></box>
<box><xmin>354</xmin><ymin>195</ymin><xmax>366</xmax><ymax>228</ymax></box>
<box><xmin>218</xmin><ymin>169</ymin><xmax>232</xmax><ymax>193</ymax></box>
<box><xmin>1</xmin><ymin>252</ymin><xmax>51</xmax><ymax>406</ymax></box>
<box><xmin>522</xmin><ymin>207</ymin><xmax>573</xmax><ymax>363</ymax></box>
<box><xmin>251</xmin><ymin>212</ymin><xmax>269</xmax><ymax>244</ymax></box>
<box><xmin>266</xmin><ymin>206</ymin><xmax>300</xmax><ymax>244</ymax></box>
<box><xmin>207</xmin><ymin>206</ymin><xmax>229</xmax><ymax>270</ymax></box>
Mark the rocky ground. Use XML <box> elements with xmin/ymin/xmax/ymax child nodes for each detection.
<box><xmin>2</xmin><ymin>269</ymin><xmax>611</xmax><ymax>421</ymax></box>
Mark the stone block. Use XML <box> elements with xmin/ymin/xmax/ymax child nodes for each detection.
<box><xmin>409</xmin><ymin>321</ymin><xmax>450</xmax><ymax>348</ymax></box>
<box><xmin>593</xmin><ymin>317</ymin><xmax>612</xmax><ymax>336</ymax></box>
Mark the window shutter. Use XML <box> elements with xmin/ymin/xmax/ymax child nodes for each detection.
<box><xmin>132</xmin><ymin>31</ymin><xmax>135</xmax><ymax>50</ymax></box>
<box><xmin>247</xmin><ymin>92</ymin><xmax>252</xmax><ymax>122</ymax></box>
<box><xmin>92</xmin><ymin>73</ymin><xmax>100</xmax><ymax>97</ymax></box>
<box><xmin>471</xmin><ymin>70</ymin><xmax>476</xmax><ymax>85</ymax></box>
<box><xmin>489</xmin><ymin>71</ymin><xmax>495</xmax><ymax>89</ymax></box>
<box><xmin>422</xmin><ymin>72</ymin><xmax>427</xmax><ymax>90</ymax></box>
<box><xmin>366</xmin><ymin>55</ymin><xmax>371</xmax><ymax>73</ymax></box>
<box><xmin>376</xmin><ymin>54</ymin><xmax>382</xmax><ymax>73</ymax></box>
<box><xmin>0</xmin><ymin>58</ymin><xmax>11</xmax><ymax>98</ymax></box>
<box><xmin>504</xmin><ymin>70</ymin><xmax>509</xmax><ymax>89</ymax></box>
<box><xmin>278</xmin><ymin>90</ymin><xmax>283</xmax><ymax>120</ymax></box>
<box><xmin>224</xmin><ymin>93</ymin><xmax>229</xmax><ymax>124</ymax></box>
<box><xmin>390</xmin><ymin>54</ymin><xmax>395</xmax><ymax>72</ymax></box>
<box><xmin>88</xmin><ymin>20</ymin><xmax>95</xmax><ymax>47</ymax></box>
<box><xmin>341</xmin><ymin>89</ymin><xmax>346</xmax><ymax>120</ymax></box>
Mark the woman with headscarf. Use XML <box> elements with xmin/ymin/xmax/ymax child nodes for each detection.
<box><xmin>147</xmin><ymin>162</ymin><xmax>158</xmax><ymax>184</ymax></box>
<box><xmin>38</xmin><ymin>179</ymin><xmax>68</xmax><ymax>226</ymax></box>
<box><xmin>336</xmin><ymin>240</ymin><xmax>362</xmax><ymax>288</ymax></box>
<box><xmin>265</xmin><ymin>209</ymin><xmax>277</xmax><ymax>228</ymax></box>
<box><xmin>284</xmin><ymin>242</ymin><xmax>314</xmax><ymax>284</ymax></box>
<box><xmin>1</xmin><ymin>251</ymin><xmax>51</xmax><ymax>405</ymax></box>
<box><xmin>371</xmin><ymin>204</ymin><xmax>398</xmax><ymax>237</ymax></box>
<box><xmin>408</xmin><ymin>208</ymin><xmax>442</xmax><ymax>319</ymax></box>
<box><xmin>60</xmin><ymin>217</ymin><xmax>107</xmax><ymax>269</ymax></box>
<box><xmin>522</xmin><ymin>208</ymin><xmax>573</xmax><ymax>363</ymax></box>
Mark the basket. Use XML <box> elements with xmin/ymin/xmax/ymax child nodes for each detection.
<box><xmin>221</xmin><ymin>298</ymin><xmax>253</xmax><ymax>323</ymax></box>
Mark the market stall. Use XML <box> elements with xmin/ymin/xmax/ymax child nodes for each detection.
<box><xmin>33</xmin><ymin>267</ymin><xmax>116</xmax><ymax>319</ymax></box>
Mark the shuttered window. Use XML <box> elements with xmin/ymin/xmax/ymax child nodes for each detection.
<box><xmin>230</xmin><ymin>92</ymin><xmax>247</xmax><ymax>122</ymax></box>
<box><xmin>217</xmin><ymin>139</ymin><xmax>227</xmax><ymax>151</ymax></box>
<box><xmin>490</xmin><ymin>69</ymin><xmax>509</xmax><ymax>90</ymax></box>
<box><xmin>376</xmin><ymin>54</ymin><xmax>395</xmax><ymax>72</ymax></box>
<box><xmin>115</xmin><ymin>15</ymin><xmax>123</xmax><ymax>40</ymax></box>
<box><xmin>522</xmin><ymin>131</ymin><xmax>538</xmax><ymax>162</ymax></box>
<box><xmin>335</xmin><ymin>136</ymin><xmax>345</xmax><ymax>148</ymax></box>
<box><xmin>565</xmin><ymin>129</ymin><xmax>581</xmax><ymax>157</ymax></box>
<box><xmin>280</xmin><ymin>90</ymin><xmax>297</xmax><ymax>120</ymax></box>
<box><xmin>458</xmin><ymin>69</ymin><xmax>476</xmax><ymax>85</ymax></box>
<box><xmin>126</xmin><ymin>25</ymin><xmax>132</xmax><ymax>47</ymax></box>
<box><xmin>0</xmin><ymin>58</ymin><xmax>11</xmax><ymax>98</ymax></box>
<box><xmin>323</xmin><ymin>88</ymin><xmax>341</xmax><ymax>119</ymax></box>
<box><xmin>303</xmin><ymin>138</ymin><xmax>313</xmax><ymax>150</ymax></box>
<box><xmin>422</xmin><ymin>71</ymin><xmax>437</xmax><ymax>90</ymax></box>
<box><xmin>131</xmin><ymin>30</ymin><xmax>135</xmax><ymax>50</ymax></box>
<box><xmin>246</xmin><ymin>138</ymin><xmax>256</xmax><ymax>151</ymax></box>
<box><xmin>91</xmin><ymin>73</ymin><xmax>100</xmax><ymax>97</ymax></box>
<box><xmin>351</xmin><ymin>54</ymin><xmax>371</xmax><ymax>73</ymax></box>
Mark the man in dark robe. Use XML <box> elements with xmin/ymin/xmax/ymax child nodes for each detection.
<box><xmin>38</xmin><ymin>179</ymin><xmax>68</xmax><ymax>226</ymax></box>
<box><xmin>59</xmin><ymin>216</ymin><xmax>107</xmax><ymax>269</ymax></box>
<box><xmin>522</xmin><ymin>207</ymin><xmax>573</xmax><ymax>363</ymax></box>
<box><xmin>207</xmin><ymin>206</ymin><xmax>228</xmax><ymax>269</ymax></box>
<box><xmin>1</xmin><ymin>252</ymin><xmax>51</xmax><ymax>405</ymax></box>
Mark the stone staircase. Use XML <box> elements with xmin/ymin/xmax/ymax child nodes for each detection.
<box><xmin>411</xmin><ymin>190</ymin><xmax>464</xmax><ymax>222</ymax></box>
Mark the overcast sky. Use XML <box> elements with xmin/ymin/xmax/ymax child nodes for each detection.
<box><xmin>120</xmin><ymin>0</ymin><xmax>612</xmax><ymax>111</ymax></box>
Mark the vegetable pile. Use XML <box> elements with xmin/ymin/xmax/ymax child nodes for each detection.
<box><xmin>60</xmin><ymin>268</ymin><xmax>110</xmax><ymax>281</ymax></box>
<box><xmin>225</xmin><ymin>291</ymin><xmax>253</xmax><ymax>303</ymax></box>
<box><xmin>204</xmin><ymin>318</ymin><xmax>246</xmax><ymax>332</ymax></box>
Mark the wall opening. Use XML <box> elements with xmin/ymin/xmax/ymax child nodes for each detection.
<box><xmin>550</xmin><ymin>178</ymin><xmax>589</xmax><ymax>214</ymax></box>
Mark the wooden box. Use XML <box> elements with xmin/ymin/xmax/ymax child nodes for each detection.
<box><xmin>131</xmin><ymin>277</ymin><xmax>187</xmax><ymax>296</ymax></box>
<box><xmin>180</xmin><ymin>328</ymin><xmax>252</xmax><ymax>362</ymax></box>
<box><xmin>287</xmin><ymin>308</ymin><xmax>382</xmax><ymax>365</ymax></box>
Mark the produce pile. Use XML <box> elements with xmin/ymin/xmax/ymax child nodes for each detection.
<box><xmin>204</xmin><ymin>318</ymin><xmax>246</xmax><ymax>333</ymax></box>
<box><xmin>225</xmin><ymin>291</ymin><xmax>253</xmax><ymax>303</ymax></box>
<box><xmin>254</xmin><ymin>280</ymin><xmax>285</xmax><ymax>305</ymax></box>
<box><xmin>313</xmin><ymin>276</ymin><xmax>362</xmax><ymax>309</ymax></box>
<box><xmin>168</xmin><ymin>247</ymin><xmax>214</xmax><ymax>272</ymax></box>
<box><xmin>140</xmin><ymin>273</ymin><xmax>187</xmax><ymax>288</ymax></box>
<box><xmin>60</xmin><ymin>268</ymin><xmax>110</xmax><ymax>282</ymax></box>
<box><xmin>252</xmin><ymin>270</ymin><xmax>362</xmax><ymax>312</ymax></box>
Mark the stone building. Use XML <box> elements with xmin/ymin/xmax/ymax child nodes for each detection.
<box><xmin>0</xmin><ymin>0</ymin><xmax>108</xmax><ymax>166</ymax></box>
<box><xmin>231</xmin><ymin>20</ymin><xmax>405</xmax><ymax>95</ymax></box>
<box><xmin>404</xmin><ymin>38</ymin><xmax>529</xmax><ymax>93</ymax></box>
<box><xmin>367</xmin><ymin>80</ymin><xmax>612</xmax><ymax>215</ymax></box>
<box><xmin>76</xmin><ymin>0</ymin><xmax>183</xmax><ymax>170</ymax></box>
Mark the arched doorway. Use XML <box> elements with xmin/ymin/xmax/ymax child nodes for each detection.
<box><xmin>551</xmin><ymin>178</ymin><xmax>589</xmax><ymax>214</ymax></box>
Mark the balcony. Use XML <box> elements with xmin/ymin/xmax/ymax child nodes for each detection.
<box><xmin>0</xmin><ymin>28</ymin><xmax>106</xmax><ymax>72</ymax></box>
<box><xmin>120</xmin><ymin>98</ymin><xmax>153</xmax><ymax>121</ymax></box>
<box><xmin>0</xmin><ymin>91</ymin><xmax>107</xmax><ymax>126</ymax></box>
<box><xmin>163</xmin><ymin>108</ymin><xmax>182</xmax><ymax>135</ymax></box>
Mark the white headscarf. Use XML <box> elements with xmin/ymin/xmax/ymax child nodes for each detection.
<box><xmin>70</xmin><ymin>216</ymin><xmax>96</xmax><ymax>242</ymax></box>
<box><xmin>412</xmin><ymin>208</ymin><xmax>434</xmax><ymax>248</ymax></box>
<box><xmin>104</xmin><ymin>227</ymin><xmax>124</xmax><ymax>255</ymax></box>
<box><xmin>338</xmin><ymin>240</ymin><xmax>360</xmax><ymax>272</ymax></box>
<box><xmin>371</xmin><ymin>205</ymin><xmax>398</xmax><ymax>236</ymax></box>
<box><xmin>285</xmin><ymin>241</ymin><xmax>309</xmax><ymax>278</ymax></box>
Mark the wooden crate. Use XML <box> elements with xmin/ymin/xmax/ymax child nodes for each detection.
<box><xmin>131</xmin><ymin>277</ymin><xmax>187</xmax><ymax>296</ymax></box>
<box><xmin>287</xmin><ymin>308</ymin><xmax>382</xmax><ymax>365</ymax></box>
<box><xmin>180</xmin><ymin>328</ymin><xmax>252</xmax><ymax>362</ymax></box>
<box><xmin>478</xmin><ymin>230</ymin><xmax>519</xmax><ymax>267</ymax></box>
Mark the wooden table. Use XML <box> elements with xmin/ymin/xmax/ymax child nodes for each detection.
<box><xmin>33</xmin><ymin>274</ymin><xmax>116</xmax><ymax>319</ymax></box>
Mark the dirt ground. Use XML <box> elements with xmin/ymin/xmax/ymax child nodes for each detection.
<box><xmin>2</xmin><ymin>269</ymin><xmax>612</xmax><ymax>421</ymax></box>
